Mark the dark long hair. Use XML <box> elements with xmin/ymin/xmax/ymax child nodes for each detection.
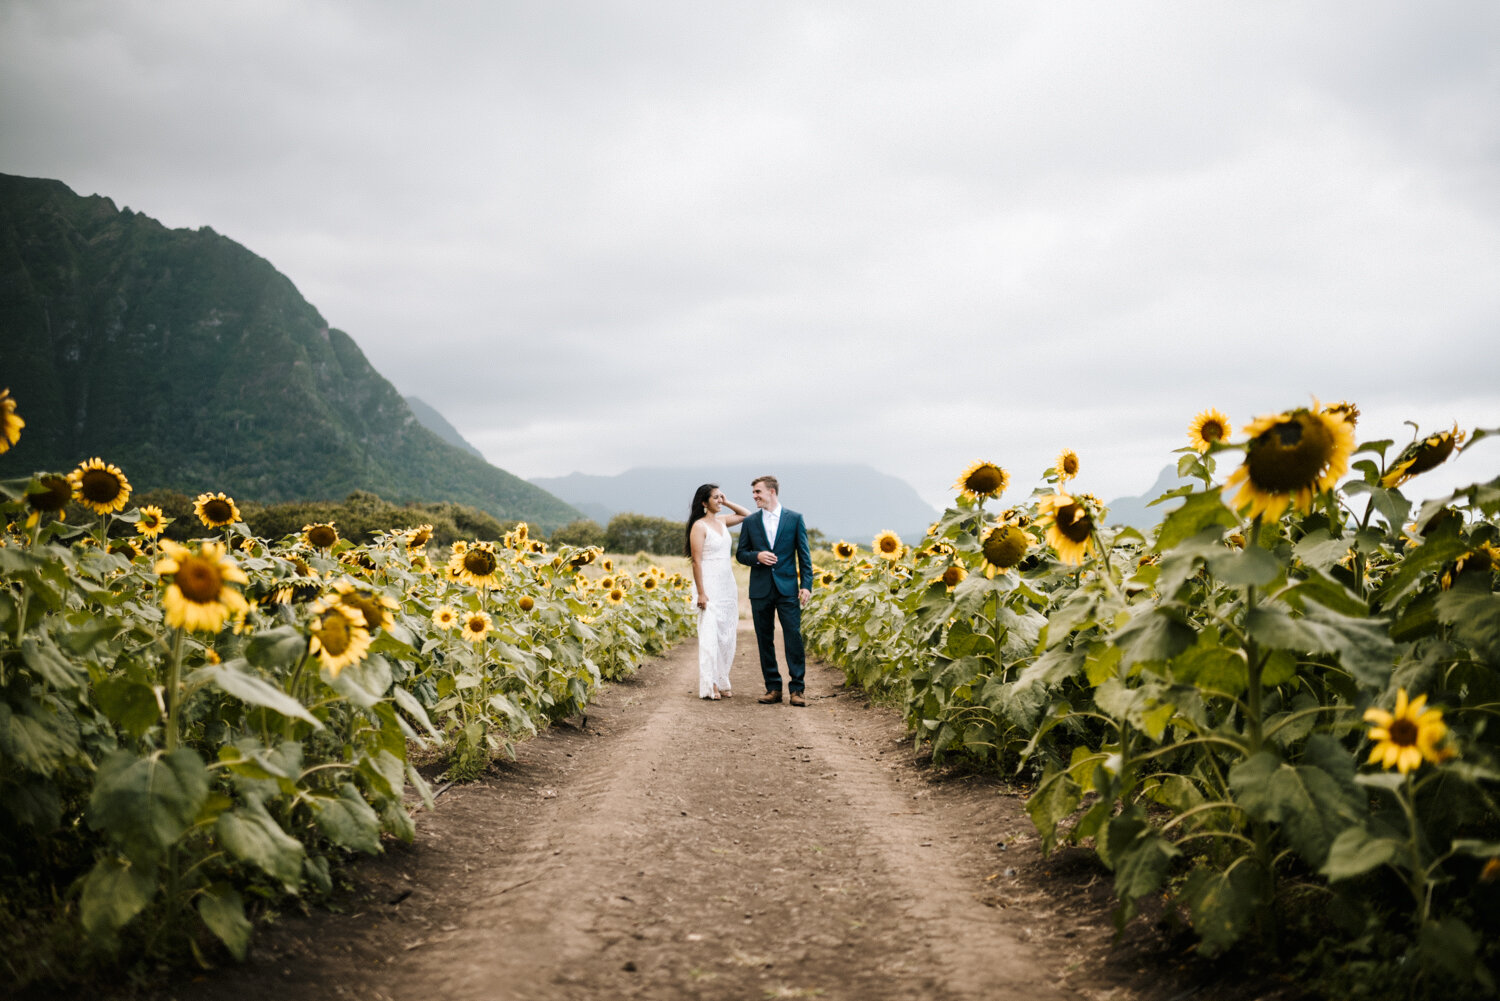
<box><xmin>685</xmin><ymin>483</ymin><xmax>718</xmax><ymax>557</ymax></box>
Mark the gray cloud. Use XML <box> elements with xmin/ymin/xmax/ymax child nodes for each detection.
<box><xmin>3</xmin><ymin>0</ymin><xmax>1497</xmax><ymax>513</ymax></box>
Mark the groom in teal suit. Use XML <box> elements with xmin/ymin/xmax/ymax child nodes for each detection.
<box><xmin>736</xmin><ymin>475</ymin><xmax>814</xmax><ymax>706</ymax></box>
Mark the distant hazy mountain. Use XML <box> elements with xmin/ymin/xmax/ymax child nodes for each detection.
<box><xmin>532</xmin><ymin>464</ymin><xmax>940</xmax><ymax>542</ymax></box>
<box><xmin>1105</xmin><ymin>464</ymin><xmax>1188</xmax><ymax>531</ymax></box>
<box><xmin>0</xmin><ymin>173</ymin><xmax>580</xmax><ymax>529</ymax></box>
<box><xmin>405</xmin><ymin>396</ymin><xmax>484</xmax><ymax>459</ymax></box>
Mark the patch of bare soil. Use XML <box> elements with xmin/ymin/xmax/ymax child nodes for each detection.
<box><xmin>141</xmin><ymin>626</ymin><xmax>1299</xmax><ymax>1001</ymax></box>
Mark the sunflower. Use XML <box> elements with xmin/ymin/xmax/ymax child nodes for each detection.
<box><xmin>26</xmin><ymin>474</ymin><xmax>75</xmax><ymax>525</ymax></box>
<box><xmin>1038</xmin><ymin>494</ymin><xmax>1102</xmax><ymax>566</ymax></box>
<box><xmin>431</xmin><ymin>604</ymin><xmax>459</xmax><ymax>630</ymax></box>
<box><xmin>70</xmin><ymin>458</ymin><xmax>132</xmax><ymax>515</ymax></box>
<box><xmin>194</xmin><ymin>492</ymin><xmax>241</xmax><ymax>529</ymax></box>
<box><xmin>1440</xmin><ymin>542</ymin><xmax>1499</xmax><ymax>591</ymax></box>
<box><xmin>953</xmin><ymin>461</ymin><xmax>1008</xmax><ymax>501</ymax></box>
<box><xmin>448</xmin><ymin>540</ymin><xmax>501</xmax><ymax>589</ymax></box>
<box><xmin>517</xmin><ymin>595</ymin><xmax>536</xmax><ymax>612</ymax></box>
<box><xmin>568</xmin><ymin>547</ymin><xmax>600</xmax><ymax>569</ymax></box>
<box><xmin>136</xmin><ymin>505</ymin><xmax>168</xmax><ymax>539</ymax></box>
<box><xmin>873</xmin><ymin>530</ymin><xmax>904</xmax><ymax>560</ymax></box>
<box><xmin>602</xmin><ymin>558</ymin><xmax>614</xmax><ymax>572</ymax></box>
<box><xmin>405</xmin><ymin>524</ymin><xmax>434</xmax><ymax>549</ymax></box>
<box><xmin>981</xmin><ymin>525</ymin><xmax>1030</xmax><ymax>576</ymax></box>
<box><xmin>513</xmin><ymin>522</ymin><xmax>529</xmax><ymax>543</ymax></box>
<box><xmin>1054</xmin><ymin>449</ymin><xmax>1080</xmax><ymax>484</ymax></box>
<box><xmin>1187</xmin><ymin>409</ymin><xmax>1231</xmax><ymax>453</ymax></box>
<box><xmin>999</xmin><ymin>508</ymin><xmax>1031</xmax><ymax>528</ymax></box>
<box><xmin>109</xmin><ymin>537</ymin><xmax>143</xmax><ymax>559</ymax></box>
<box><xmin>0</xmin><ymin>388</ymin><xmax>22</xmax><ymax>453</ymax></box>
<box><xmin>461</xmin><ymin>610</ymin><xmax>493</xmax><ymax>643</ymax></box>
<box><xmin>333</xmin><ymin>579</ymin><xmax>398</xmax><ymax>633</ymax></box>
<box><xmin>529</xmin><ymin>539</ymin><xmax>547</xmax><ymax>554</ymax></box>
<box><xmin>641</xmin><ymin>575</ymin><xmax>658</xmax><ymax>591</ymax></box>
<box><xmin>607</xmin><ymin>587</ymin><xmax>625</xmax><ymax>605</ymax></box>
<box><xmin>303</xmin><ymin>522</ymin><xmax>339</xmax><ymax>551</ymax></box>
<box><xmin>818</xmin><ymin>570</ymin><xmax>836</xmax><ymax>587</ymax></box>
<box><xmin>1363</xmin><ymin>689</ymin><xmax>1452</xmax><ymax>774</ymax></box>
<box><xmin>940</xmin><ymin>564</ymin><xmax>968</xmax><ymax>589</ymax></box>
<box><xmin>1225</xmin><ymin>405</ymin><xmax>1355</xmax><ymax>521</ymax></box>
<box><xmin>1322</xmin><ymin>401</ymin><xmax>1360</xmax><ymax>427</ymax></box>
<box><xmin>155</xmin><ymin>539</ymin><xmax>251</xmax><ymax>633</ymax></box>
<box><xmin>308</xmin><ymin>602</ymin><xmax>372</xmax><ymax>677</ymax></box>
<box><xmin>1381</xmin><ymin>425</ymin><xmax>1465</xmax><ymax>489</ymax></box>
<box><xmin>832</xmin><ymin>540</ymin><xmax>858</xmax><ymax>560</ymax></box>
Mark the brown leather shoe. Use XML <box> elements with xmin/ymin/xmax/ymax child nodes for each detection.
<box><xmin>789</xmin><ymin>692</ymin><xmax>806</xmax><ymax>707</ymax></box>
<box><xmin>757</xmin><ymin>691</ymin><xmax>783</xmax><ymax>704</ymax></box>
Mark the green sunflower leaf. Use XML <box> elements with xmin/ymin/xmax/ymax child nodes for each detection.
<box><xmin>79</xmin><ymin>856</ymin><xmax>157</xmax><ymax>941</ymax></box>
<box><xmin>197</xmin><ymin>884</ymin><xmax>253</xmax><ymax>961</ymax></box>
<box><xmin>1110</xmin><ymin>605</ymin><xmax>1195</xmax><ymax>669</ymax></box>
<box><xmin>1243</xmin><ymin>605</ymin><xmax>1395</xmax><ymax>688</ymax></box>
<box><xmin>87</xmin><ymin>749</ymin><xmax>210</xmax><ymax>861</ymax></box>
<box><xmin>1026</xmin><ymin>767</ymin><xmax>1082</xmax><ymax>855</ymax></box>
<box><xmin>1180</xmin><ymin>864</ymin><xmax>1265</xmax><ymax>956</ymax></box>
<box><xmin>94</xmin><ymin>675</ymin><xmax>162</xmax><ymax>739</ymax></box>
<box><xmin>1322</xmin><ymin>825</ymin><xmax>1402</xmax><ymax>881</ymax></box>
<box><xmin>190</xmin><ymin>662</ymin><xmax>321</xmax><ymax>728</ymax></box>
<box><xmin>215</xmin><ymin>800</ymin><xmax>306</xmax><ymax>891</ymax></box>
<box><xmin>1229</xmin><ymin>739</ymin><xmax>1364</xmax><ymax>866</ymax></box>
<box><xmin>310</xmin><ymin>784</ymin><xmax>383</xmax><ymax>855</ymax></box>
<box><xmin>1154</xmin><ymin>490</ymin><xmax>1238</xmax><ymax>553</ymax></box>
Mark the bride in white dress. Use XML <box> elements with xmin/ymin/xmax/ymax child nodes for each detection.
<box><xmin>687</xmin><ymin>484</ymin><xmax>750</xmax><ymax>700</ymax></box>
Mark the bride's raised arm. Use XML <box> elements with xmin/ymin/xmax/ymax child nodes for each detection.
<box><xmin>718</xmin><ymin>498</ymin><xmax>751</xmax><ymax>527</ymax></box>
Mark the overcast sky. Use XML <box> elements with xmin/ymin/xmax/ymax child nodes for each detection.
<box><xmin>3</xmin><ymin>1</ymin><xmax>1497</xmax><ymax>513</ymax></box>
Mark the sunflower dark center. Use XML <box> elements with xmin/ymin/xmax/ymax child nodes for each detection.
<box><xmin>1405</xmin><ymin>434</ymin><xmax>1457</xmax><ymax>478</ymax></box>
<box><xmin>466</xmin><ymin>617</ymin><xmax>486</xmax><ymax>634</ymax></box>
<box><xmin>343</xmin><ymin>596</ymin><xmax>381</xmax><ymax>631</ymax></box>
<box><xmin>80</xmin><ymin>469</ymin><xmax>122</xmax><ymax>502</ymax></box>
<box><xmin>1389</xmin><ymin>718</ymin><xmax>1419</xmax><ymax>747</ymax></box>
<box><xmin>1057</xmin><ymin>505</ymin><xmax>1094</xmax><ymax>543</ymax></box>
<box><xmin>1246</xmin><ymin>414</ymin><xmax>1333</xmax><ymax>492</ymax></box>
<box><xmin>317</xmin><ymin>614</ymin><xmax>355</xmax><ymax>655</ymax></box>
<box><xmin>29</xmin><ymin>476</ymin><xmax>72</xmax><ymax>511</ymax></box>
<box><xmin>880</xmin><ymin>538</ymin><xmax>899</xmax><ymax>553</ymax></box>
<box><xmin>308</xmin><ymin>525</ymin><xmax>338</xmax><ymax>548</ymax></box>
<box><xmin>1202</xmin><ymin>421</ymin><xmax>1225</xmax><ymax>442</ymax></box>
<box><xmin>177</xmin><ymin>556</ymin><xmax>223</xmax><ymax>603</ymax></box>
<box><xmin>464</xmin><ymin>550</ymin><xmax>498</xmax><ymax>576</ymax></box>
<box><xmin>983</xmin><ymin>526</ymin><xmax>1028</xmax><ymax>567</ymax></box>
<box><xmin>966</xmin><ymin>466</ymin><xmax>1004</xmax><ymax>494</ymax></box>
<box><xmin>943</xmin><ymin>566</ymin><xmax>965</xmax><ymax>585</ymax></box>
<box><xmin>204</xmin><ymin>499</ymin><xmax>235</xmax><ymax>523</ymax></box>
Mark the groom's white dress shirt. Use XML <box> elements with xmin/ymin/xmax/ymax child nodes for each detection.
<box><xmin>763</xmin><ymin>504</ymin><xmax>782</xmax><ymax>545</ymax></box>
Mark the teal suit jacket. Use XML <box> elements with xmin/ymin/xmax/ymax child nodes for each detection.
<box><xmin>735</xmin><ymin>508</ymin><xmax>813</xmax><ymax>601</ymax></box>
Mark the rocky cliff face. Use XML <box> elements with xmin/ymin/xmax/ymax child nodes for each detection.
<box><xmin>0</xmin><ymin>173</ymin><xmax>578</xmax><ymax>528</ymax></box>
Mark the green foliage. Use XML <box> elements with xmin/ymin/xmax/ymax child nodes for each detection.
<box><xmin>805</xmin><ymin>428</ymin><xmax>1500</xmax><ymax>999</ymax></box>
<box><xmin>0</xmin><ymin>472</ymin><xmax>693</xmax><ymax>990</ymax></box>
<box><xmin>603</xmin><ymin>512</ymin><xmax>686</xmax><ymax>556</ymax></box>
<box><xmin>551</xmin><ymin>518</ymin><xmax>607</xmax><ymax>549</ymax></box>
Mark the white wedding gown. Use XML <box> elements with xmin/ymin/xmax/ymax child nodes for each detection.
<box><xmin>697</xmin><ymin>521</ymin><xmax>737</xmax><ymax>698</ymax></box>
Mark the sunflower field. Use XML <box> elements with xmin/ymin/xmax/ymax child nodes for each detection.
<box><xmin>0</xmin><ymin>387</ymin><xmax>694</xmax><ymax>986</ymax></box>
<box><xmin>806</xmin><ymin>405</ymin><xmax>1500</xmax><ymax>997</ymax></box>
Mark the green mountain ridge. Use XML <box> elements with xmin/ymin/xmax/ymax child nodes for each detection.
<box><xmin>0</xmin><ymin>172</ymin><xmax>579</xmax><ymax>529</ymax></box>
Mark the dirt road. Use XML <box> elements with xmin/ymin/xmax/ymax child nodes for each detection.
<box><xmin>160</xmin><ymin>626</ymin><xmax>1286</xmax><ymax>1001</ymax></box>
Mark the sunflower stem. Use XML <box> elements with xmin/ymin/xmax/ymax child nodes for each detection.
<box><xmin>1239</xmin><ymin>515</ymin><xmax>1278</xmax><ymax>950</ymax></box>
<box><xmin>1398</xmin><ymin>774</ymin><xmax>1430</xmax><ymax>930</ymax></box>
<box><xmin>165</xmin><ymin>627</ymin><xmax>186</xmax><ymax>752</ymax></box>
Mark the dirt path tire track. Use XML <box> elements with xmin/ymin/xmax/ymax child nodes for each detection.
<box><xmin>157</xmin><ymin>626</ymin><xmax>1279</xmax><ymax>1001</ymax></box>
